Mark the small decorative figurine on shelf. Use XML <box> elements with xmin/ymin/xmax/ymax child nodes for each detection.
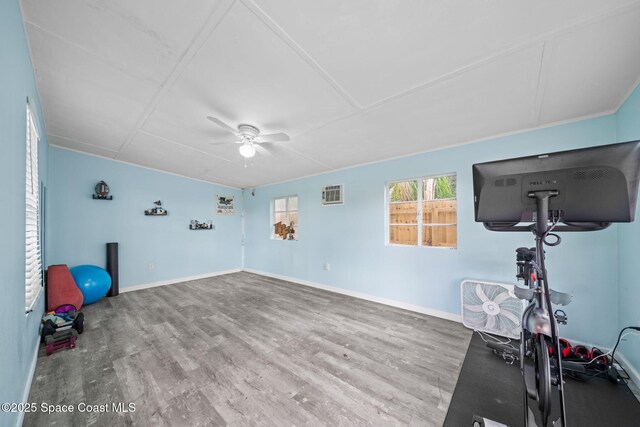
<box><xmin>287</xmin><ymin>221</ymin><xmax>295</xmax><ymax>240</ymax></box>
<box><xmin>145</xmin><ymin>200</ymin><xmax>168</xmax><ymax>216</ymax></box>
<box><xmin>92</xmin><ymin>180</ymin><xmax>113</xmax><ymax>200</ymax></box>
<box><xmin>189</xmin><ymin>220</ymin><xmax>213</xmax><ymax>230</ymax></box>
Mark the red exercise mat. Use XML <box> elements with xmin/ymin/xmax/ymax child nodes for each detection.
<box><xmin>47</xmin><ymin>264</ymin><xmax>83</xmax><ymax>312</ymax></box>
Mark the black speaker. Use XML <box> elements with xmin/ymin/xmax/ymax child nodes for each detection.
<box><xmin>106</xmin><ymin>242</ymin><xmax>119</xmax><ymax>297</ymax></box>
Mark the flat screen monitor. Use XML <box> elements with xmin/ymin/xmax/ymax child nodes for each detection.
<box><xmin>472</xmin><ymin>140</ymin><xmax>640</xmax><ymax>226</ymax></box>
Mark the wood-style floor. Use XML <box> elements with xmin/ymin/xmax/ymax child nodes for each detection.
<box><xmin>25</xmin><ymin>272</ymin><xmax>471</xmax><ymax>426</ymax></box>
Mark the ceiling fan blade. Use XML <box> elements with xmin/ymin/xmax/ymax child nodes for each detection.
<box><xmin>206</xmin><ymin>116</ymin><xmax>237</xmax><ymax>134</ymax></box>
<box><xmin>256</xmin><ymin>132</ymin><xmax>289</xmax><ymax>143</ymax></box>
<box><xmin>254</xmin><ymin>144</ymin><xmax>274</xmax><ymax>158</ymax></box>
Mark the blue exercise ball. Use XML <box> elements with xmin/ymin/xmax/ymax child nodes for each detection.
<box><xmin>70</xmin><ymin>265</ymin><xmax>111</xmax><ymax>305</ymax></box>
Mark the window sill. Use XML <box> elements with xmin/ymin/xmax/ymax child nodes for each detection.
<box><xmin>385</xmin><ymin>243</ymin><xmax>456</xmax><ymax>250</ymax></box>
<box><xmin>25</xmin><ymin>286</ymin><xmax>44</xmax><ymax>316</ymax></box>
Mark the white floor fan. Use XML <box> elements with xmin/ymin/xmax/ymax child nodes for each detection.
<box><xmin>461</xmin><ymin>279</ymin><xmax>523</xmax><ymax>339</ymax></box>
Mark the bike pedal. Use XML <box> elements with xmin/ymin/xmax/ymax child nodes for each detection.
<box><xmin>554</xmin><ymin>309</ymin><xmax>568</xmax><ymax>325</ymax></box>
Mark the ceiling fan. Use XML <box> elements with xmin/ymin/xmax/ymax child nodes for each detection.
<box><xmin>207</xmin><ymin>116</ymin><xmax>290</xmax><ymax>159</ymax></box>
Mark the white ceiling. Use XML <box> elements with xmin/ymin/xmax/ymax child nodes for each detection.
<box><xmin>21</xmin><ymin>0</ymin><xmax>640</xmax><ymax>189</ymax></box>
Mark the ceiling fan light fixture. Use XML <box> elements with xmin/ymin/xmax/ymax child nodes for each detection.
<box><xmin>239</xmin><ymin>143</ymin><xmax>256</xmax><ymax>158</ymax></box>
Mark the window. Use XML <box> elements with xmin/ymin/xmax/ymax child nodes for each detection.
<box><xmin>272</xmin><ymin>196</ymin><xmax>298</xmax><ymax>240</ymax></box>
<box><xmin>25</xmin><ymin>103</ymin><xmax>42</xmax><ymax>312</ymax></box>
<box><xmin>387</xmin><ymin>174</ymin><xmax>457</xmax><ymax>248</ymax></box>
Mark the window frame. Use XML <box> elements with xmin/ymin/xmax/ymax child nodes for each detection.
<box><xmin>386</xmin><ymin>178</ymin><xmax>420</xmax><ymax>245</ymax></box>
<box><xmin>271</xmin><ymin>195</ymin><xmax>299</xmax><ymax>240</ymax></box>
<box><xmin>385</xmin><ymin>173</ymin><xmax>457</xmax><ymax>249</ymax></box>
<box><xmin>25</xmin><ymin>102</ymin><xmax>43</xmax><ymax>313</ymax></box>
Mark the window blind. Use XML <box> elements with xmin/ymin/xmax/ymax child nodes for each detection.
<box><xmin>25</xmin><ymin>103</ymin><xmax>42</xmax><ymax>312</ymax></box>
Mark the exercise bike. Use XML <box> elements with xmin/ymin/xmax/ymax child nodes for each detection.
<box><xmin>472</xmin><ymin>140</ymin><xmax>640</xmax><ymax>427</ymax></box>
<box><xmin>483</xmin><ymin>192</ymin><xmax>615</xmax><ymax>427</ymax></box>
<box><xmin>512</xmin><ymin>191</ymin><xmax>572</xmax><ymax>427</ymax></box>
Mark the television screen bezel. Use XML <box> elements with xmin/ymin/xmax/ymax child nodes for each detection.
<box><xmin>472</xmin><ymin>140</ymin><xmax>640</xmax><ymax>230</ymax></box>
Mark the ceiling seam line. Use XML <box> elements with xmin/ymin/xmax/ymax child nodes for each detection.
<box><xmin>252</xmin><ymin>110</ymin><xmax>617</xmax><ymax>190</ymax></box>
<box><xmin>360</xmin><ymin>0</ymin><xmax>640</xmax><ymax>111</ymax></box>
<box><xmin>25</xmin><ymin>0</ymin><xmax>640</xmax><ymax>188</ymax></box>
<box><xmin>137</xmin><ymin>129</ymin><xmax>233</xmax><ymax>162</ymax></box>
<box><xmin>49</xmin><ymin>144</ymin><xmax>242</xmax><ymax>190</ymax></box>
<box><xmin>114</xmin><ymin>0</ymin><xmax>238</xmax><ymax>159</ymax></box>
<box><xmin>276</xmin><ymin>146</ymin><xmax>334</xmax><ymax>170</ymax></box>
<box><xmin>240</xmin><ymin>0</ymin><xmax>362</xmax><ymax>111</ymax></box>
<box><xmin>22</xmin><ymin>21</ymin><xmax>161</xmax><ymax>86</ymax></box>
<box><xmin>531</xmin><ymin>41</ymin><xmax>552</xmax><ymax>128</ymax></box>
<box><xmin>47</xmin><ymin>133</ymin><xmax>120</xmax><ymax>153</ymax></box>
<box><xmin>286</xmin><ymin>0</ymin><xmax>640</xmax><ymax>144</ymax></box>
<box><xmin>32</xmin><ymin>0</ymin><xmax>640</xmax><ymax>161</ymax></box>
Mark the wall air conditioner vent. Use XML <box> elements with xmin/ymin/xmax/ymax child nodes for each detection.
<box><xmin>322</xmin><ymin>184</ymin><xmax>343</xmax><ymax>205</ymax></box>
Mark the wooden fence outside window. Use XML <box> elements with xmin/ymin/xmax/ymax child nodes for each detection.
<box><xmin>389</xmin><ymin>199</ymin><xmax>457</xmax><ymax>247</ymax></box>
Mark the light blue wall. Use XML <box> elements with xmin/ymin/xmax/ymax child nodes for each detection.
<box><xmin>48</xmin><ymin>148</ymin><xmax>242</xmax><ymax>289</ymax></box>
<box><xmin>615</xmin><ymin>83</ymin><xmax>640</xmax><ymax>375</ymax></box>
<box><xmin>245</xmin><ymin>115</ymin><xmax>621</xmax><ymax>347</ymax></box>
<box><xmin>0</xmin><ymin>1</ymin><xmax>48</xmax><ymax>426</ymax></box>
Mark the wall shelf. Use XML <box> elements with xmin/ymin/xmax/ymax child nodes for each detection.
<box><xmin>145</xmin><ymin>200</ymin><xmax>167</xmax><ymax>216</ymax></box>
<box><xmin>93</xmin><ymin>180</ymin><xmax>112</xmax><ymax>200</ymax></box>
<box><xmin>189</xmin><ymin>220</ymin><xmax>213</xmax><ymax>230</ymax></box>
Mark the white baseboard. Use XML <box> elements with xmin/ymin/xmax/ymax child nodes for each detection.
<box><xmin>120</xmin><ymin>269</ymin><xmax>242</xmax><ymax>294</ymax></box>
<box><xmin>616</xmin><ymin>351</ymin><xmax>640</xmax><ymax>390</ymax></box>
<box><xmin>16</xmin><ymin>333</ymin><xmax>40</xmax><ymax>427</ymax></box>
<box><xmin>242</xmin><ymin>268</ymin><xmax>462</xmax><ymax>323</ymax></box>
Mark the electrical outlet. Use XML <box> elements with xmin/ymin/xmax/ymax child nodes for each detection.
<box><xmin>149</xmin><ymin>262</ymin><xmax>155</xmax><ymax>271</ymax></box>
<box><xmin>324</xmin><ymin>262</ymin><xmax>330</xmax><ymax>271</ymax></box>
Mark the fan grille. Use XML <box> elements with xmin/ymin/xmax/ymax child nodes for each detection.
<box><xmin>460</xmin><ymin>280</ymin><xmax>523</xmax><ymax>339</ymax></box>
